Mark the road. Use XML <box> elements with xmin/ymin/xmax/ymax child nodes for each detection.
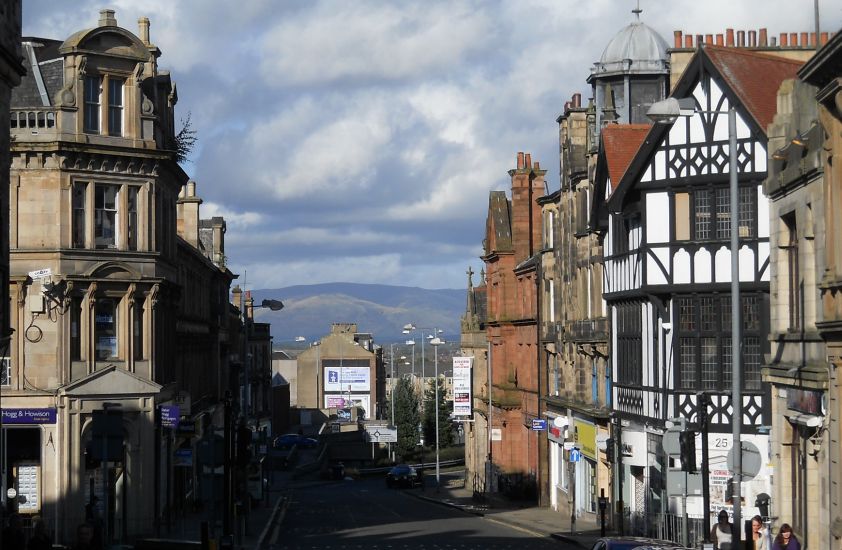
<box><xmin>265</xmin><ymin>475</ymin><xmax>564</xmax><ymax>549</ymax></box>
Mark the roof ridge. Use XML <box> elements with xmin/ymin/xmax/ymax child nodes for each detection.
<box><xmin>703</xmin><ymin>44</ymin><xmax>805</xmax><ymax>66</ymax></box>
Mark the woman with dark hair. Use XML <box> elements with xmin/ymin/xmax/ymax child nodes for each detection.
<box><xmin>772</xmin><ymin>524</ymin><xmax>800</xmax><ymax>550</ymax></box>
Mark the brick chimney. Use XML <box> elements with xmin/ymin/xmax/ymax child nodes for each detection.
<box><xmin>177</xmin><ymin>180</ymin><xmax>203</xmax><ymax>249</ymax></box>
<box><xmin>509</xmin><ymin>152</ymin><xmax>546</xmax><ymax>262</ymax></box>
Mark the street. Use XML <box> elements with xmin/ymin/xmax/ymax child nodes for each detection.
<box><xmin>265</xmin><ymin>475</ymin><xmax>565</xmax><ymax>549</ymax></box>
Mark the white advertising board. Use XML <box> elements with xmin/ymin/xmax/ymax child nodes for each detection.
<box><xmin>452</xmin><ymin>357</ymin><xmax>473</xmax><ymax>417</ymax></box>
<box><xmin>324</xmin><ymin>366</ymin><xmax>370</xmax><ymax>392</ymax></box>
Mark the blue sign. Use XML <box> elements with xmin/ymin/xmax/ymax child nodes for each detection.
<box><xmin>2</xmin><ymin>408</ymin><xmax>56</xmax><ymax>424</ymax></box>
<box><xmin>531</xmin><ymin>419</ymin><xmax>547</xmax><ymax>431</ymax></box>
<box><xmin>328</xmin><ymin>370</ymin><xmax>339</xmax><ymax>383</ymax></box>
<box><xmin>160</xmin><ymin>405</ymin><xmax>180</xmax><ymax>429</ymax></box>
<box><xmin>570</xmin><ymin>448</ymin><xmax>582</xmax><ymax>463</ymax></box>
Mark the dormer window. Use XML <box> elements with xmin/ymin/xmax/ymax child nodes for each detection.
<box><xmin>83</xmin><ymin>74</ymin><xmax>125</xmax><ymax>136</ymax></box>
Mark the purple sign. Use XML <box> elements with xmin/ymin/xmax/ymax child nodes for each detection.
<box><xmin>160</xmin><ymin>405</ymin><xmax>180</xmax><ymax>429</ymax></box>
<box><xmin>2</xmin><ymin>408</ymin><xmax>56</xmax><ymax>424</ymax></box>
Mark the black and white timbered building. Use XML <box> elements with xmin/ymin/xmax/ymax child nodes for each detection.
<box><xmin>595</xmin><ymin>45</ymin><xmax>802</xmax><ymax>523</ymax></box>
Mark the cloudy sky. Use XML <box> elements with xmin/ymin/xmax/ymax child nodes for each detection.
<box><xmin>22</xmin><ymin>1</ymin><xmax>842</xmax><ymax>290</ymax></box>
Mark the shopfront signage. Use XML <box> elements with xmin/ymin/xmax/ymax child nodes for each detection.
<box><xmin>787</xmin><ymin>388</ymin><xmax>824</xmax><ymax>416</ymax></box>
<box><xmin>573</xmin><ymin>419</ymin><xmax>597</xmax><ymax>461</ymax></box>
<box><xmin>160</xmin><ymin>405</ymin><xmax>180</xmax><ymax>429</ymax></box>
<box><xmin>531</xmin><ymin>419</ymin><xmax>547</xmax><ymax>431</ymax></box>
<box><xmin>2</xmin><ymin>408</ymin><xmax>56</xmax><ymax>424</ymax></box>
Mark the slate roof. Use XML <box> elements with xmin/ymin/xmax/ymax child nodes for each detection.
<box><xmin>601</xmin><ymin>124</ymin><xmax>651</xmax><ymax>193</ymax></box>
<box><xmin>704</xmin><ymin>46</ymin><xmax>802</xmax><ymax>131</ymax></box>
<box><xmin>12</xmin><ymin>38</ymin><xmax>64</xmax><ymax>108</ymax></box>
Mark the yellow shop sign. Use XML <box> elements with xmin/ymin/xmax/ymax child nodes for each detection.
<box><xmin>573</xmin><ymin>419</ymin><xmax>597</xmax><ymax>460</ymax></box>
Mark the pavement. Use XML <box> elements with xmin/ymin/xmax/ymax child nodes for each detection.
<box><xmin>405</xmin><ymin>470</ymin><xmax>609</xmax><ymax>548</ymax></box>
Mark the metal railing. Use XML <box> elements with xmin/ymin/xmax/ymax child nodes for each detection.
<box><xmin>626</xmin><ymin>510</ymin><xmax>706</xmax><ymax>546</ymax></box>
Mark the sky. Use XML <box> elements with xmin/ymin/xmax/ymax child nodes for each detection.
<box><xmin>22</xmin><ymin>1</ymin><xmax>842</xmax><ymax>291</ymax></box>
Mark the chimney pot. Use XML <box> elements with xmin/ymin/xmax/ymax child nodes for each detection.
<box><xmin>696</xmin><ymin>34</ymin><xmax>704</xmax><ymax>48</ymax></box>
<box><xmin>517</xmin><ymin>152</ymin><xmax>524</xmax><ymax>169</ymax></box>
<box><xmin>685</xmin><ymin>34</ymin><xmax>693</xmax><ymax>48</ymax></box>
<box><xmin>138</xmin><ymin>17</ymin><xmax>150</xmax><ymax>45</ymax></box>
<box><xmin>705</xmin><ymin>34</ymin><xmax>713</xmax><ymax>45</ymax></box>
<box><xmin>759</xmin><ymin>28</ymin><xmax>768</xmax><ymax>46</ymax></box>
<box><xmin>748</xmin><ymin>30</ymin><xmax>757</xmax><ymax>47</ymax></box>
<box><xmin>771</xmin><ymin>36</ymin><xmax>777</xmax><ymax>47</ymax></box>
<box><xmin>801</xmin><ymin>32</ymin><xmax>808</xmax><ymax>47</ymax></box>
<box><xmin>525</xmin><ymin>153</ymin><xmax>532</xmax><ymax>169</ymax></box>
<box><xmin>726</xmin><ymin>29</ymin><xmax>735</xmax><ymax>46</ymax></box>
<box><xmin>716</xmin><ymin>34</ymin><xmax>724</xmax><ymax>46</ymax></box>
<box><xmin>780</xmin><ymin>33</ymin><xmax>788</xmax><ymax>46</ymax></box>
<box><xmin>99</xmin><ymin>9</ymin><xmax>117</xmax><ymax>27</ymax></box>
<box><xmin>737</xmin><ymin>30</ymin><xmax>746</xmax><ymax>47</ymax></box>
<box><xmin>534</xmin><ymin>161</ymin><xmax>540</xmax><ymax>170</ymax></box>
<box><xmin>187</xmin><ymin>180</ymin><xmax>196</xmax><ymax>197</ymax></box>
<box><xmin>573</xmin><ymin>93</ymin><xmax>581</xmax><ymax>108</ymax></box>
<box><xmin>821</xmin><ymin>32</ymin><xmax>829</xmax><ymax>45</ymax></box>
<box><xmin>790</xmin><ymin>33</ymin><xmax>798</xmax><ymax>47</ymax></box>
<box><xmin>809</xmin><ymin>32</ymin><xmax>816</xmax><ymax>46</ymax></box>
<box><xmin>674</xmin><ymin>30</ymin><xmax>683</xmax><ymax>48</ymax></box>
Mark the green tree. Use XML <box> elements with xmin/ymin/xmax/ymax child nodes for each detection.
<box><xmin>394</xmin><ymin>377</ymin><xmax>421</xmax><ymax>458</ymax></box>
<box><xmin>423</xmin><ymin>377</ymin><xmax>453</xmax><ymax>448</ymax></box>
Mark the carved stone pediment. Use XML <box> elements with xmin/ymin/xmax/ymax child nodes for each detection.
<box><xmin>60</xmin><ymin>364</ymin><xmax>161</xmax><ymax>398</ymax></box>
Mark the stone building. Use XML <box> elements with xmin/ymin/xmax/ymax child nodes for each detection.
<box><xmin>480</xmin><ymin>152</ymin><xmax>543</xmax><ymax>495</ymax></box>
<box><xmin>2</xmin><ymin>10</ymin><xmax>235</xmax><ymax>544</ymax></box>
<box><xmin>460</xmin><ymin>267</ymin><xmax>489</xmax><ymax>493</ymax></box>
<box><xmin>762</xmin><ymin>28</ymin><xmax>842</xmax><ymax>548</ymax></box>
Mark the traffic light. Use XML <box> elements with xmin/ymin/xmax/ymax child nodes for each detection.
<box><xmin>679</xmin><ymin>430</ymin><xmax>697</xmax><ymax>472</ymax></box>
<box><xmin>605</xmin><ymin>438</ymin><xmax>615</xmax><ymax>463</ymax></box>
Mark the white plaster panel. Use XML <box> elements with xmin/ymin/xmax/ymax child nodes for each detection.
<box><xmin>714</xmin><ymin>246</ymin><xmax>731</xmax><ymax>282</ymax></box>
<box><xmin>648</xmin><ymin>251</ymin><xmax>667</xmax><ymax>285</ymax></box>
<box><xmin>757</xmin><ymin>187</ymin><xmax>769</xmax><ymax>238</ymax></box>
<box><xmin>646</xmin><ymin>193</ymin><xmax>669</xmax><ymax>243</ymax></box>
<box><xmin>759</xmin><ymin>242</ymin><xmax>770</xmax><ymax>281</ymax></box>
<box><xmin>755</xmin><ymin>142</ymin><xmax>767</xmax><ymax>173</ymax></box>
<box><xmin>673</xmin><ymin>248</ymin><xmax>691</xmax><ymax>284</ymax></box>
<box><xmin>739</xmin><ymin>246</ymin><xmax>755</xmax><ymax>281</ymax></box>
<box><xmin>713</xmin><ymin>111</ymin><xmax>730</xmax><ymax>142</ymax></box>
<box><xmin>669</xmin><ymin>118</ymin><xmax>687</xmax><ymax>146</ymax></box>
<box><xmin>736</xmin><ymin>113</ymin><xmax>751</xmax><ymax>139</ymax></box>
<box><xmin>654</xmin><ymin>150</ymin><xmax>666</xmax><ymax>181</ymax></box>
<box><xmin>692</xmin><ymin>82</ymin><xmax>706</xmax><ymax>108</ymax></box>
<box><xmin>641</xmin><ymin>164</ymin><xmax>652</xmax><ymax>183</ymax></box>
<box><xmin>709</xmin><ymin>78</ymin><xmax>723</xmax><ymax>110</ymax></box>
<box><xmin>689</xmin><ymin>116</ymin><xmax>705</xmax><ymax>146</ymax></box>
<box><xmin>695</xmin><ymin>248</ymin><xmax>712</xmax><ymax>283</ymax></box>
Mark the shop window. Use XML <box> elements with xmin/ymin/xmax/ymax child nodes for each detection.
<box><xmin>95</xmin><ymin>299</ymin><xmax>118</xmax><ymax>360</ymax></box>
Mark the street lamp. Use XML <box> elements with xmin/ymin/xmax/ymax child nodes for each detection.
<box><xmin>311</xmin><ymin>340</ymin><xmax>321</xmax><ymax>409</ymax></box>
<box><xmin>430</xmin><ymin>336</ymin><xmax>444</xmax><ymax>489</ymax></box>
<box><xmin>648</xmin><ymin>96</ymin><xmax>742</xmax><ymax>541</ymax></box>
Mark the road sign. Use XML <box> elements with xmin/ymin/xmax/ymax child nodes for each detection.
<box><xmin>727</xmin><ymin>441</ymin><xmax>762</xmax><ymax>480</ymax></box>
<box><xmin>491</xmin><ymin>428</ymin><xmax>502</xmax><ymax>441</ymax></box>
<box><xmin>531</xmin><ymin>419</ymin><xmax>547</xmax><ymax>431</ymax></box>
<box><xmin>570</xmin><ymin>448</ymin><xmax>582</xmax><ymax>463</ymax></box>
<box><xmin>662</xmin><ymin>431</ymin><xmax>681</xmax><ymax>456</ymax></box>
<box><xmin>28</xmin><ymin>268</ymin><xmax>51</xmax><ymax>280</ymax></box>
<box><xmin>365</xmin><ymin>427</ymin><xmax>397</xmax><ymax>443</ymax></box>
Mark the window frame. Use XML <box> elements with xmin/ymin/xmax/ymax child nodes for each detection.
<box><xmin>95</xmin><ymin>298</ymin><xmax>120</xmax><ymax>361</ymax></box>
<box><xmin>83</xmin><ymin>75</ymin><xmax>101</xmax><ymax>133</ymax></box>
<box><xmin>107</xmin><ymin>77</ymin><xmax>124</xmax><ymax>136</ymax></box>
<box><xmin>95</xmin><ymin>184</ymin><xmax>120</xmax><ymax>249</ymax></box>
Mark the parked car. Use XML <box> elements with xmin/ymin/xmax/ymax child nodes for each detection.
<box><xmin>385</xmin><ymin>464</ymin><xmax>423</xmax><ymax>488</ymax></box>
<box><xmin>591</xmin><ymin>537</ymin><xmax>684</xmax><ymax>550</ymax></box>
<box><xmin>273</xmin><ymin>433</ymin><xmax>318</xmax><ymax>450</ymax></box>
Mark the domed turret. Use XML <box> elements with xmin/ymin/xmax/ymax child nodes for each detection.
<box><xmin>588</xmin><ymin>8</ymin><xmax>669</xmax><ymax>129</ymax></box>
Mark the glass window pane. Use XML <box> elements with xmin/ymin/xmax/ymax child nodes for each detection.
<box><xmin>701</xmin><ymin>337</ymin><xmax>717</xmax><ymax>389</ymax></box>
<box><xmin>695</xmin><ymin>191</ymin><xmax>711</xmax><ymax>240</ymax></box>
<box><xmin>108</xmin><ymin>78</ymin><xmax>123</xmax><ymax>136</ymax></box>
<box><xmin>84</xmin><ymin>76</ymin><xmax>100</xmax><ymax>133</ymax></box>
<box><xmin>72</xmin><ymin>182</ymin><xmax>86</xmax><ymax>248</ymax></box>
<box><xmin>95</xmin><ymin>300</ymin><xmax>118</xmax><ymax>360</ymax></box>
<box><xmin>716</xmin><ymin>187</ymin><xmax>730</xmax><ymax>240</ymax></box>
<box><xmin>680</xmin><ymin>337</ymin><xmax>697</xmax><ymax>389</ymax></box>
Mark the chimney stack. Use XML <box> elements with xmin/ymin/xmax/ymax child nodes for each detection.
<box><xmin>525</xmin><ymin>153</ymin><xmax>532</xmax><ymax>169</ymax></box>
<box><xmin>517</xmin><ymin>152</ymin><xmax>525</xmax><ymax>170</ymax></box>
<box><xmin>726</xmin><ymin>29</ymin><xmax>735</xmax><ymax>46</ymax></box>
<box><xmin>685</xmin><ymin>34</ymin><xmax>693</xmax><ymax>48</ymax></box>
<box><xmin>748</xmin><ymin>30</ymin><xmax>757</xmax><ymax>47</ymax></box>
<box><xmin>716</xmin><ymin>34</ymin><xmax>724</xmax><ymax>46</ymax></box>
<box><xmin>572</xmin><ymin>93</ymin><xmax>581</xmax><ymax>108</ymax></box>
<box><xmin>231</xmin><ymin>285</ymin><xmax>243</xmax><ymax>310</ymax></box>
<box><xmin>176</xmin><ymin>180</ymin><xmax>203</xmax><ymax>249</ymax></box>
<box><xmin>759</xmin><ymin>28</ymin><xmax>768</xmax><ymax>46</ymax></box>
<box><xmin>138</xmin><ymin>17</ymin><xmax>150</xmax><ymax>45</ymax></box>
<box><xmin>738</xmin><ymin>30</ymin><xmax>746</xmax><ymax>47</ymax></box>
<box><xmin>674</xmin><ymin>30</ymin><xmax>683</xmax><ymax>48</ymax></box>
<box><xmin>99</xmin><ymin>9</ymin><xmax>117</xmax><ymax>27</ymax></box>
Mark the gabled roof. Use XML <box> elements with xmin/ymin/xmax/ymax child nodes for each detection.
<box><xmin>704</xmin><ymin>46</ymin><xmax>802</xmax><ymax>131</ymax></box>
<box><xmin>601</xmin><ymin>124</ymin><xmax>651</xmax><ymax>193</ymax></box>
<box><xmin>605</xmin><ymin>45</ymin><xmax>804</xmax><ymax>212</ymax></box>
<box><xmin>486</xmin><ymin>191</ymin><xmax>512</xmax><ymax>253</ymax></box>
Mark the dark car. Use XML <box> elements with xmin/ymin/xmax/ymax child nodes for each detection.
<box><xmin>273</xmin><ymin>434</ymin><xmax>300</xmax><ymax>450</ymax></box>
<box><xmin>591</xmin><ymin>537</ymin><xmax>684</xmax><ymax>550</ymax></box>
<box><xmin>386</xmin><ymin>464</ymin><xmax>423</xmax><ymax>488</ymax></box>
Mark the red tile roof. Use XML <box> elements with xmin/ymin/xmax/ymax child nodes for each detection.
<box><xmin>704</xmin><ymin>46</ymin><xmax>803</xmax><ymax>131</ymax></box>
<box><xmin>602</xmin><ymin>124</ymin><xmax>651</xmax><ymax>191</ymax></box>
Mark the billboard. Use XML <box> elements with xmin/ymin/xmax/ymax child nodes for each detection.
<box><xmin>452</xmin><ymin>356</ymin><xmax>472</xmax><ymax>417</ymax></box>
<box><xmin>324</xmin><ymin>366</ymin><xmax>370</xmax><ymax>392</ymax></box>
<box><xmin>325</xmin><ymin>394</ymin><xmax>371</xmax><ymax>418</ymax></box>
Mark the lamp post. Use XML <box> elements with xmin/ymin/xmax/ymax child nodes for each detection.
<box><xmin>430</xmin><ymin>336</ymin><xmax>444</xmax><ymax>489</ymax></box>
<box><xmin>648</xmin><ymin>97</ymin><xmax>742</xmax><ymax>540</ymax></box>
<box><xmin>311</xmin><ymin>340</ymin><xmax>321</xmax><ymax>410</ymax></box>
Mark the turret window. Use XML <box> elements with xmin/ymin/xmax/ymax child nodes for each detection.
<box><xmin>107</xmin><ymin>77</ymin><xmax>124</xmax><ymax>136</ymax></box>
<box><xmin>82</xmin><ymin>74</ymin><xmax>125</xmax><ymax>136</ymax></box>
<box><xmin>83</xmin><ymin>75</ymin><xmax>100</xmax><ymax>133</ymax></box>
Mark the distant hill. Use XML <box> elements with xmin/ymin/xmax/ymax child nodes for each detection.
<box><xmin>248</xmin><ymin>283</ymin><xmax>466</xmax><ymax>345</ymax></box>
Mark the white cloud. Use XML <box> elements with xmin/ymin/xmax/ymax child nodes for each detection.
<box><xmin>258</xmin><ymin>1</ymin><xmax>494</xmax><ymax>87</ymax></box>
<box><xmin>201</xmin><ymin>202</ymin><xmax>264</xmax><ymax>228</ymax></box>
